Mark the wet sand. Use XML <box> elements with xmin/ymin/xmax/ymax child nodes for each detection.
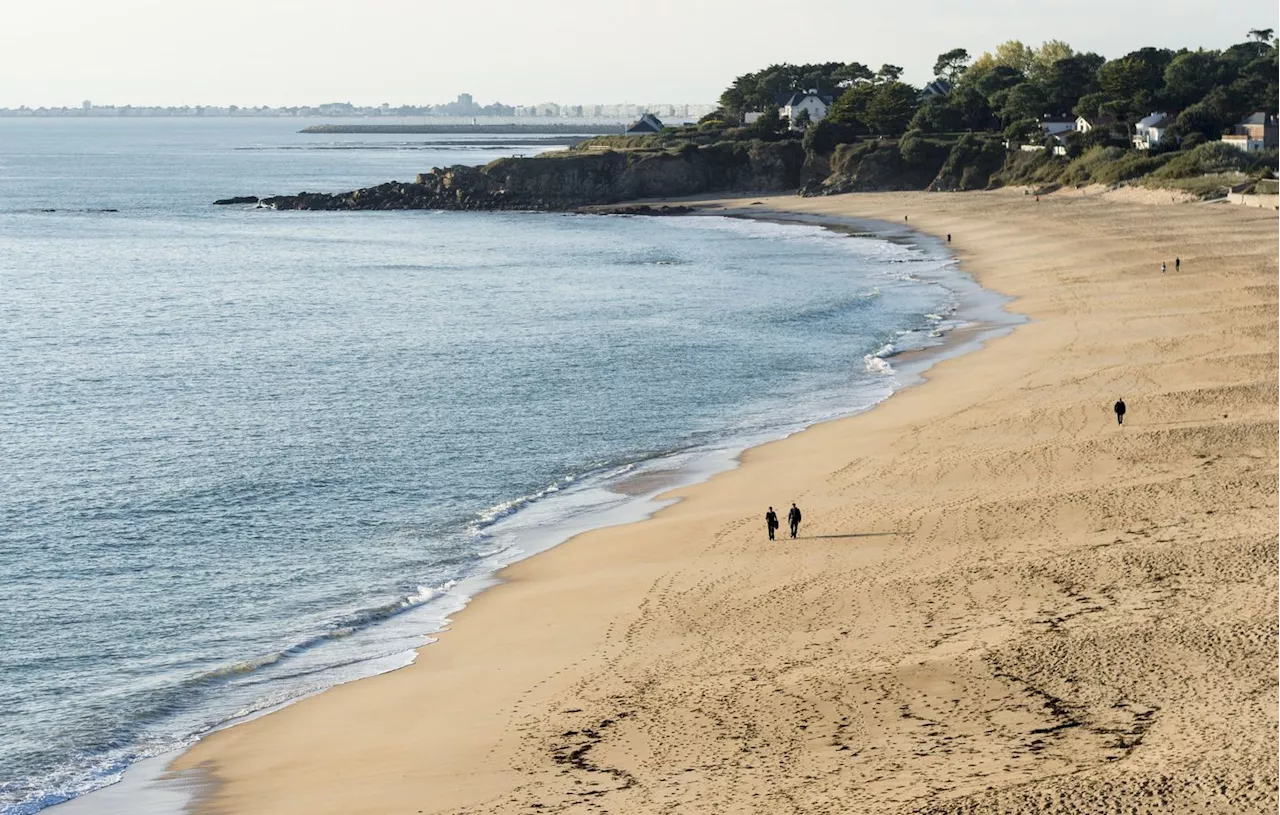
<box><xmin>174</xmin><ymin>190</ymin><xmax>1278</xmax><ymax>814</ymax></box>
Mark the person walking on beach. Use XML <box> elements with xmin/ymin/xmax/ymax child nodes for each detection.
<box><xmin>1161</xmin><ymin>261</ymin><xmax>1167</xmax><ymax>274</ymax></box>
<box><xmin>788</xmin><ymin>503</ymin><xmax>802</xmax><ymax>539</ymax></box>
<box><xmin>765</xmin><ymin>507</ymin><xmax>779</xmax><ymax>541</ymax></box>
<box><xmin>1114</xmin><ymin>398</ymin><xmax>1127</xmax><ymax>426</ymax></box>
<box><xmin>1175</xmin><ymin>257</ymin><xmax>1181</xmax><ymax>271</ymax></box>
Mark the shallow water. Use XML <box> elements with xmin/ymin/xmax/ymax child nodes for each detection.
<box><xmin>0</xmin><ymin>119</ymin><xmax>965</xmax><ymax>813</ymax></box>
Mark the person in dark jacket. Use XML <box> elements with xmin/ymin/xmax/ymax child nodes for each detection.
<box><xmin>1114</xmin><ymin>398</ymin><xmax>1126</xmax><ymax>425</ymax></box>
<box><xmin>765</xmin><ymin>507</ymin><xmax>779</xmax><ymax>540</ymax></box>
<box><xmin>787</xmin><ymin>503</ymin><xmax>802</xmax><ymax>538</ymax></box>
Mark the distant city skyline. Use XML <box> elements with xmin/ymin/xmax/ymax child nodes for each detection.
<box><xmin>0</xmin><ymin>94</ymin><xmax>720</xmax><ymax>120</ymax></box>
<box><xmin>2</xmin><ymin>0</ymin><xmax>1274</xmax><ymax>108</ymax></box>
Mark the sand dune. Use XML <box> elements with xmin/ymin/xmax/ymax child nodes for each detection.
<box><xmin>175</xmin><ymin>191</ymin><xmax>1278</xmax><ymax>814</ymax></box>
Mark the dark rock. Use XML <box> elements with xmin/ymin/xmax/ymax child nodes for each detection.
<box><xmin>213</xmin><ymin>196</ymin><xmax>261</xmax><ymax>205</ymax></box>
<box><xmin>227</xmin><ymin>141</ymin><xmax>805</xmax><ymax>212</ymax></box>
<box><xmin>596</xmin><ymin>204</ymin><xmax>696</xmax><ymax>216</ymax></box>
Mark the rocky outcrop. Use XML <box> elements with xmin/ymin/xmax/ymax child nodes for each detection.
<box><xmin>218</xmin><ymin>141</ymin><xmax>805</xmax><ymax>211</ymax></box>
<box><xmin>806</xmin><ymin>134</ymin><xmax>1012</xmax><ymax>196</ymax></box>
<box><xmin>590</xmin><ymin>205</ymin><xmax>696</xmax><ymax>216</ymax></box>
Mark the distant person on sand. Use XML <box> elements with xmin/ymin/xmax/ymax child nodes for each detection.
<box><xmin>1162</xmin><ymin>261</ymin><xmax>1167</xmax><ymax>274</ymax></box>
<box><xmin>947</xmin><ymin>233</ymin><xmax>952</xmax><ymax>243</ymax></box>
<box><xmin>765</xmin><ymin>507</ymin><xmax>779</xmax><ymax>541</ymax></box>
<box><xmin>1114</xmin><ymin>398</ymin><xmax>1126</xmax><ymax>426</ymax></box>
<box><xmin>788</xmin><ymin>503</ymin><xmax>802</xmax><ymax>539</ymax></box>
<box><xmin>1175</xmin><ymin>257</ymin><xmax>1181</xmax><ymax>271</ymax></box>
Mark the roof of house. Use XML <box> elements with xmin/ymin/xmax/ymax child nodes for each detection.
<box><xmin>777</xmin><ymin>91</ymin><xmax>833</xmax><ymax>107</ymax></box>
<box><xmin>921</xmin><ymin>79</ymin><xmax>953</xmax><ymax>97</ymax></box>
<box><xmin>1239</xmin><ymin>112</ymin><xmax>1275</xmax><ymax>125</ymax></box>
<box><xmin>1147</xmin><ymin>115</ymin><xmax>1175</xmax><ymax>129</ymax></box>
<box><xmin>625</xmin><ymin>113</ymin><xmax>664</xmax><ymax>134</ymax></box>
<box><xmin>1077</xmin><ymin>114</ymin><xmax>1117</xmax><ymax>126</ymax></box>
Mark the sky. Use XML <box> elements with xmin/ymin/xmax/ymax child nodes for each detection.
<box><xmin>2</xmin><ymin>0</ymin><xmax>1276</xmax><ymax>108</ymax></box>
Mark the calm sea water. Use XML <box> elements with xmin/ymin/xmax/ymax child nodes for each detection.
<box><xmin>0</xmin><ymin>119</ymin><xmax>964</xmax><ymax>813</ymax></box>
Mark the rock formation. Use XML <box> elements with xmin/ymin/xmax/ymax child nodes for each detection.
<box><xmin>216</xmin><ymin>141</ymin><xmax>804</xmax><ymax>211</ymax></box>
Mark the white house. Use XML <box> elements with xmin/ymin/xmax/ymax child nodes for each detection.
<box><xmin>1040</xmin><ymin>115</ymin><xmax>1077</xmax><ymax>138</ymax></box>
<box><xmin>1145</xmin><ymin>116</ymin><xmax>1175</xmax><ymax>148</ymax></box>
<box><xmin>1075</xmin><ymin>114</ymin><xmax>1116</xmax><ymax>134</ymax></box>
<box><xmin>777</xmin><ymin>92</ymin><xmax>833</xmax><ymax>128</ymax></box>
<box><xmin>624</xmin><ymin>113</ymin><xmax>664</xmax><ymax>135</ymax></box>
<box><xmin>1131</xmin><ymin>112</ymin><xmax>1174</xmax><ymax>150</ymax></box>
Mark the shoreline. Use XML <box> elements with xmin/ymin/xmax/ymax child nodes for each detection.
<box><xmin>77</xmin><ymin>190</ymin><xmax>1280</xmax><ymax>813</ymax></box>
<box><xmin>167</xmin><ymin>195</ymin><xmax>1029</xmax><ymax>813</ymax></box>
<box><xmin>45</xmin><ymin>208</ymin><xmax>1008</xmax><ymax>815</ymax></box>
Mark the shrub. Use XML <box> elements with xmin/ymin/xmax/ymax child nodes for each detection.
<box><xmin>1180</xmin><ymin>132</ymin><xmax>1208</xmax><ymax>150</ymax></box>
<box><xmin>932</xmin><ymin>134</ymin><xmax>1007</xmax><ymax>190</ymax></box>
<box><xmin>1062</xmin><ymin>145</ymin><xmax>1125</xmax><ymax>185</ymax></box>
<box><xmin>1151</xmin><ymin>141</ymin><xmax>1266</xmax><ymax>178</ymax></box>
<box><xmin>1090</xmin><ymin>151</ymin><xmax>1168</xmax><ymax>184</ymax></box>
<box><xmin>803</xmin><ymin>119</ymin><xmax>858</xmax><ymax>155</ymax></box>
<box><xmin>990</xmin><ymin>149</ymin><xmax>1068</xmax><ymax>187</ymax></box>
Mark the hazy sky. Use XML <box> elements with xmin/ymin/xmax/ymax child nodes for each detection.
<box><xmin>3</xmin><ymin>0</ymin><xmax>1275</xmax><ymax>107</ymax></box>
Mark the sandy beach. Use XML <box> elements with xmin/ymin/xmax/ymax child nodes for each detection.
<box><xmin>173</xmin><ymin>190</ymin><xmax>1278</xmax><ymax>814</ymax></box>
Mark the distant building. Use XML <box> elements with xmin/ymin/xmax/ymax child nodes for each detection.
<box><xmin>1074</xmin><ymin>114</ymin><xmax>1116</xmax><ymax>134</ymax></box>
<box><xmin>1222</xmin><ymin>112</ymin><xmax>1279</xmax><ymax>152</ymax></box>
<box><xmin>1040</xmin><ymin>115</ymin><xmax>1077</xmax><ymax>138</ymax></box>
<box><xmin>625</xmin><ymin>113</ymin><xmax>664</xmax><ymax>134</ymax></box>
<box><xmin>777</xmin><ymin>91</ymin><xmax>833</xmax><ymax>128</ymax></box>
<box><xmin>920</xmin><ymin>79</ymin><xmax>953</xmax><ymax>99</ymax></box>
<box><xmin>1131</xmin><ymin>112</ymin><xmax>1174</xmax><ymax>150</ymax></box>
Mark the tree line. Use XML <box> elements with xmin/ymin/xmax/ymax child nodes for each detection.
<box><xmin>710</xmin><ymin>30</ymin><xmax>1277</xmax><ymax>154</ymax></box>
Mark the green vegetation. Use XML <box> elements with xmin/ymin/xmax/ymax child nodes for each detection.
<box><xmin>698</xmin><ymin>30</ymin><xmax>1278</xmax><ymax>194</ymax></box>
<box><xmin>573</xmin><ymin>30</ymin><xmax>1277</xmax><ymax>198</ymax></box>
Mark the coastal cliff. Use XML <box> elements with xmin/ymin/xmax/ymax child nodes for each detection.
<box><xmin>242</xmin><ymin>140</ymin><xmax>804</xmax><ymax>211</ymax></box>
<box><xmin>220</xmin><ymin>133</ymin><xmax>1272</xmax><ymax>212</ymax></box>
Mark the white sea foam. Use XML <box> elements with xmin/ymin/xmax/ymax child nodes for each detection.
<box><xmin>864</xmin><ymin>355</ymin><xmax>894</xmax><ymax>374</ymax></box>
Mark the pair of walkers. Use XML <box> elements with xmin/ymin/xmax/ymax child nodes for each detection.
<box><xmin>765</xmin><ymin>503</ymin><xmax>802</xmax><ymax>540</ymax></box>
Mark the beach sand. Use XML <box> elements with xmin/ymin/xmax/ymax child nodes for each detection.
<box><xmin>173</xmin><ymin>191</ymin><xmax>1278</xmax><ymax>814</ymax></box>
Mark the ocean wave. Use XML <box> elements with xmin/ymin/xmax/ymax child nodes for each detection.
<box><xmin>863</xmin><ymin>356</ymin><xmax>894</xmax><ymax>374</ymax></box>
<box><xmin>468</xmin><ymin>478</ymin><xmax>575</xmax><ymax>532</ymax></box>
<box><xmin>863</xmin><ymin>342</ymin><xmax>897</xmax><ymax>374</ymax></box>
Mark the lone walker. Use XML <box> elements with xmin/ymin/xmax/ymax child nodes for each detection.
<box><xmin>788</xmin><ymin>503</ymin><xmax>802</xmax><ymax>539</ymax></box>
<box><xmin>765</xmin><ymin>507</ymin><xmax>779</xmax><ymax>541</ymax></box>
<box><xmin>1114</xmin><ymin>398</ymin><xmax>1127</xmax><ymax>426</ymax></box>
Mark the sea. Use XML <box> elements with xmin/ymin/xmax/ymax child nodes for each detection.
<box><xmin>0</xmin><ymin>117</ymin><xmax>1001</xmax><ymax>814</ymax></box>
